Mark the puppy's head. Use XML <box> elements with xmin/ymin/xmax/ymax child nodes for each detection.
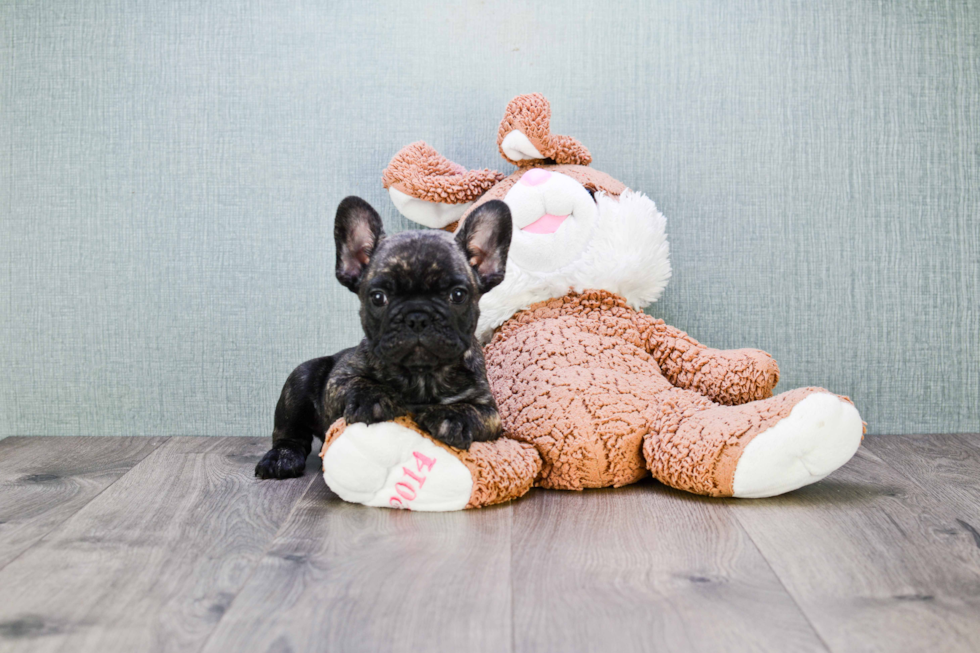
<box><xmin>334</xmin><ymin>196</ymin><xmax>511</xmax><ymax>369</ymax></box>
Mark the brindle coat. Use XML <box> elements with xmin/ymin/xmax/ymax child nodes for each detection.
<box><xmin>255</xmin><ymin>196</ymin><xmax>512</xmax><ymax>479</ymax></box>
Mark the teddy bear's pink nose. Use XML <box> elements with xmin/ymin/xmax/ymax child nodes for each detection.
<box><xmin>520</xmin><ymin>168</ymin><xmax>552</xmax><ymax>187</ymax></box>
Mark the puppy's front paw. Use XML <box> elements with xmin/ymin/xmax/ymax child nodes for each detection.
<box><xmin>255</xmin><ymin>447</ymin><xmax>308</xmax><ymax>479</ymax></box>
<box><xmin>344</xmin><ymin>388</ymin><xmax>406</xmax><ymax>425</ymax></box>
<box><xmin>417</xmin><ymin>408</ymin><xmax>474</xmax><ymax>450</ymax></box>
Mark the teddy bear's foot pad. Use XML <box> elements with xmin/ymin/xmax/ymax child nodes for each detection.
<box><xmin>732</xmin><ymin>393</ymin><xmax>863</xmax><ymax>498</ymax></box>
<box><xmin>321</xmin><ymin>421</ymin><xmax>474</xmax><ymax>511</ymax></box>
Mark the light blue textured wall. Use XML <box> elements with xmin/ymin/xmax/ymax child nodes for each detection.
<box><xmin>1</xmin><ymin>0</ymin><xmax>978</xmax><ymax>437</ymax></box>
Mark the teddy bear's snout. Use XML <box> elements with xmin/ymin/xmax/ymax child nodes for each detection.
<box><xmin>520</xmin><ymin>168</ymin><xmax>552</xmax><ymax>187</ymax></box>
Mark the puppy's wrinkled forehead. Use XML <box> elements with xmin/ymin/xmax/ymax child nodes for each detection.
<box><xmin>366</xmin><ymin>231</ymin><xmax>473</xmax><ymax>292</ymax></box>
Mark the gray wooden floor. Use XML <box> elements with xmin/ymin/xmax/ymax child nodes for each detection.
<box><xmin>0</xmin><ymin>435</ymin><xmax>979</xmax><ymax>653</ymax></box>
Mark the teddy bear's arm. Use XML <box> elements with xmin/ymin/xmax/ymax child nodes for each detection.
<box><xmin>636</xmin><ymin>314</ymin><xmax>780</xmax><ymax>406</ymax></box>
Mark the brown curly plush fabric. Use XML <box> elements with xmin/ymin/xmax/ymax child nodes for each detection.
<box><xmin>369</xmin><ymin>92</ymin><xmax>862</xmax><ymax>504</ymax></box>
<box><xmin>382</xmin><ymin>141</ymin><xmax>505</xmax><ymax>204</ymax></box>
<box><xmin>637</xmin><ymin>316</ymin><xmax>780</xmax><ymax>406</ymax></box>
<box><xmin>642</xmin><ymin>386</ymin><xmax>837</xmax><ymax>496</ymax></box>
<box><xmin>321</xmin><ymin>417</ymin><xmax>541</xmax><ymax>509</ymax></box>
<box><xmin>460</xmin><ymin>435</ymin><xmax>541</xmax><ymax>508</ymax></box>
<box><xmin>497</xmin><ymin>93</ymin><xmax>592</xmax><ymax>167</ymax></box>
<box><xmin>483</xmin><ymin>290</ymin><xmax>826</xmax><ymax>495</ymax></box>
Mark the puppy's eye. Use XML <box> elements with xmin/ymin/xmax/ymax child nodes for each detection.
<box><xmin>584</xmin><ymin>186</ymin><xmax>597</xmax><ymax>200</ymax></box>
<box><xmin>369</xmin><ymin>290</ymin><xmax>388</xmax><ymax>307</ymax></box>
<box><xmin>449</xmin><ymin>288</ymin><xmax>468</xmax><ymax>304</ymax></box>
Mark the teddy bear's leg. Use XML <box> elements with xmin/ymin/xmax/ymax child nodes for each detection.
<box><xmin>643</xmin><ymin>387</ymin><xmax>863</xmax><ymax>498</ymax></box>
<box><xmin>319</xmin><ymin>417</ymin><xmax>541</xmax><ymax>511</ymax></box>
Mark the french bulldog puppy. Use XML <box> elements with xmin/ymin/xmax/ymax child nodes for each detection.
<box><xmin>255</xmin><ymin>196</ymin><xmax>512</xmax><ymax>479</ymax></box>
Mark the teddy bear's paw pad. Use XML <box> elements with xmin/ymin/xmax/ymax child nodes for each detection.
<box><xmin>732</xmin><ymin>393</ymin><xmax>863</xmax><ymax>498</ymax></box>
<box><xmin>321</xmin><ymin>421</ymin><xmax>473</xmax><ymax>511</ymax></box>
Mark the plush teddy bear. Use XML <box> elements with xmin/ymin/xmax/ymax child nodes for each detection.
<box><xmin>319</xmin><ymin>93</ymin><xmax>864</xmax><ymax>510</ymax></box>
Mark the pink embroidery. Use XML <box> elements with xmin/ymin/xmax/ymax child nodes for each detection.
<box><xmin>395</xmin><ymin>482</ymin><xmax>417</xmax><ymax>500</ymax></box>
<box><xmin>402</xmin><ymin>466</ymin><xmax>426</xmax><ymax>487</ymax></box>
<box><xmin>413</xmin><ymin>451</ymin><xmax>436</xmax><ymax>471</ymax></box>
<box><xmin>388</xmin><ymin>451</ymin><xmax>437</xmax><ymax>509</ymax></box>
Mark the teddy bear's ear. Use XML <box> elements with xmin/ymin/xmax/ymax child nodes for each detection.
<box><xmin>497</xmin><ymin>93</ymin><xmax>592</xmax><ymax>167</ymax></box>
<box><xmin>382</xmin><ymin>142</ymin><xmax>505</xmax><ymax>229</ymax></box>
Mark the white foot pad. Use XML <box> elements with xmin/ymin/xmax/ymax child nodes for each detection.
<box><xmin>732</xmin><ymin>393</ymin><xmax>863</xmax><ymax>498</ymax></box>
<box><xmin>322</xmin><ymin>421</ymin><xmax>474</xmax><ymax>511</ymax></box>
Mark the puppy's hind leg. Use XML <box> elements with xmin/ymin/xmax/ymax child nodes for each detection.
<box><xmin>255</xmin><ymin>356</ymin><xmax>335</xmax><ymax>479</ymax></box>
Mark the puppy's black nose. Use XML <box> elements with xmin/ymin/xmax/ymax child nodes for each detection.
<box><xmin>405</xmin><ymin>311</ymin><xmax>430</xmax><ymax>333</ymax></box>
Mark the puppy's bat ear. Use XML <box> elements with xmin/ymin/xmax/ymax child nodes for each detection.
<box><xmin>335</xmin><ymin>196</ymin><xmax>385</xmax><ymax>292</ymax></box>
<box><xmin>455</xmin><ymin>200</ymin><xmax>512</xmax><ymax>293</ymax></box>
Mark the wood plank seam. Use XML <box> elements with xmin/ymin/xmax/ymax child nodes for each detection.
<box><xmin>193</xmin><ymin>464</ymin><xmax>320</xmax><ymax>653</ymax></box>
<box><xmin>730</xmin><ymin>508</ymin><xmax>833</xmax><ymax>653</ymax></box>
<box><xmin>732</xmin><ymin>445</ymin><xmax>980</xmax><ymax>652</ymax></box>
<box><xmin>0</xmin><ymin>436</ymin><xmax>171</xmax><ymax>575</ymax></box>
<box><xmin>866</xmin><ymin>433</ymin><xmax>980</xmax><ymax>545</ymax></box>
<box><xmin>0</xmin><ymin>436</ymin><xmax>317</xmax><ymax>652</ymax></box>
